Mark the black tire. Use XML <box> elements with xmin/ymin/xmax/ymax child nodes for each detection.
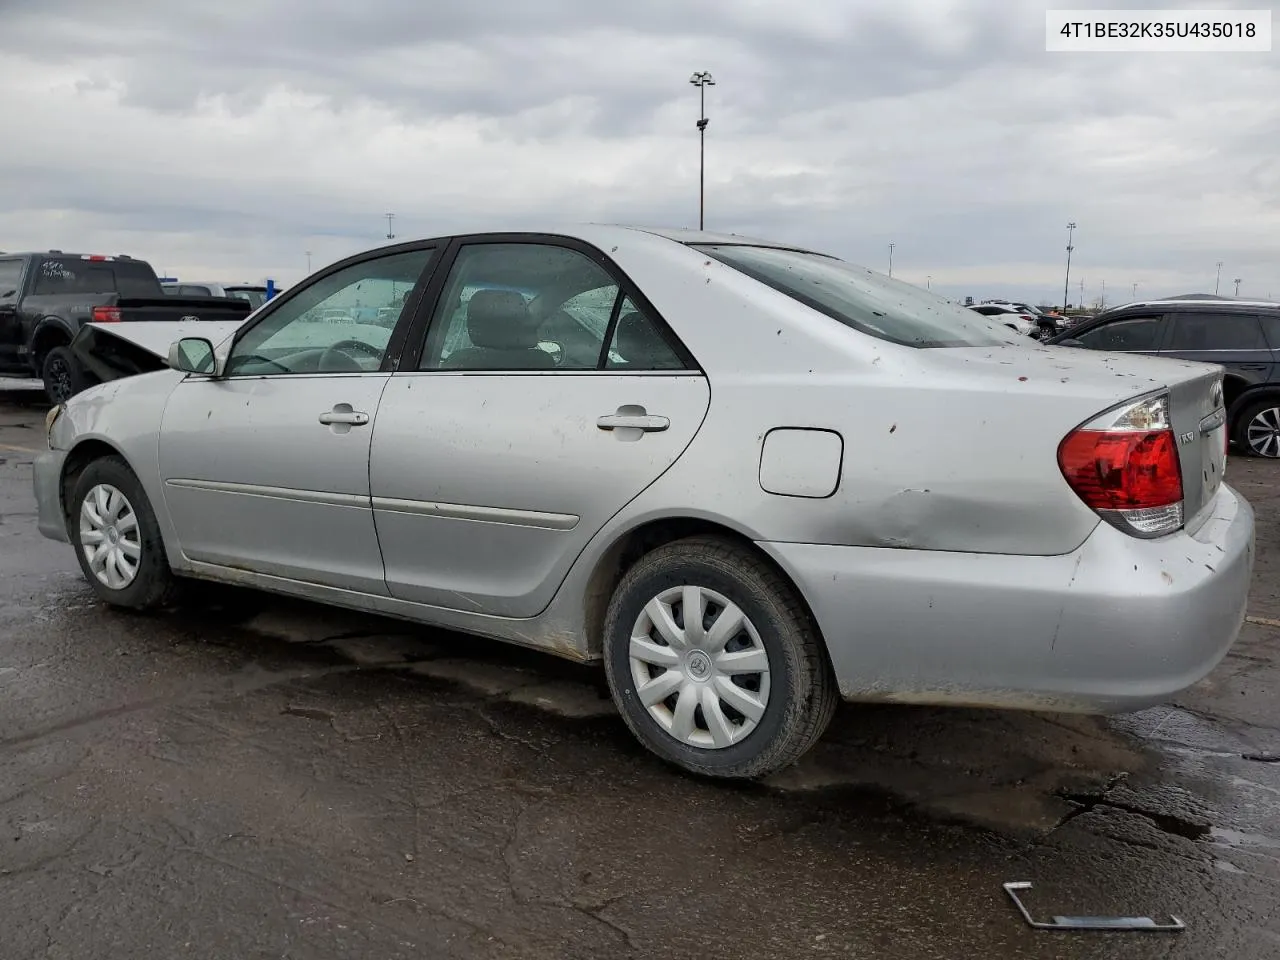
<box><xmin>41</xmin><ymin>345</ymin><xmax>84</xmax><ymax>404</ymax></box>
<box><xmin>69</xmin><ymin>455</ymin><xmax>179</xmax><ymax>609</ymax></box>
<box><xmin>1233</xmin><ymin>397</ymin><xmax>1280</xmax><ymax>459</ymax></box>
<box><xmin>603</xmin><ymin>536</ymin><xmax>839</xmax><ymax>779</ymax></box>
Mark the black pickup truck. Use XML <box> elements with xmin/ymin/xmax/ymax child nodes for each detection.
<box><xmin>0</xmin><ymin>251</ymin><xmax>252</xmax><ymax>401</ymax></box>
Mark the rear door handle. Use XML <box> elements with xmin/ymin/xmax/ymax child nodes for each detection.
<box><xmin>319</xmin><ymin>407</ymin><xmax>370</xmax><ymax>426</ymax></box>
<box><xmin>597</xmin><ymin>413</ymin><xmax>669</xmax><ymax>432</ymax></box>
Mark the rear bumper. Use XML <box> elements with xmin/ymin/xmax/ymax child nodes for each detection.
<box><xmin>33</xmin><ymin>449</ymin><xmax>69</xmax><ymax>543</ymax></box>
<box><xmin>760</xmin><ymin>484</ymin><xmax>1254</xmax><ymax>713</ymax></box>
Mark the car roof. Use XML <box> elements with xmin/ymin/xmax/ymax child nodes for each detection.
<box><xmin>1098</xmin><ymin>298</ymin><xmax>1280</xmax><ymax>316</ymax></box>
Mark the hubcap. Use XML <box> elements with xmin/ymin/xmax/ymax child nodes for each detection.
<box><xmin>1246</xmin><ymin>407</ymin><xmax>1280</xmax><ymax>458</ymax></box>
<box><xmin>79</xmin><ymin>484</ymin><xmax>141</xmax><ymax>589</ymax></box>
<box><xmin>628</xmin><ymin>585</ymin><xmax>772</xmax><ymax>750</ymax></box>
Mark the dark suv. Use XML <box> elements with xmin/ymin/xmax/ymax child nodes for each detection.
<box><xmin>1047</xmin><ymin>298</ymin><xmax>1280</xmax><ymax>458</ymax></box>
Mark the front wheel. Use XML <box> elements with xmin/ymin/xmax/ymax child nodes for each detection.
<box><xmin>70</xmin><ymin>455</ymin><xmax>178</xmax><ymax>609</ymax></box>
<box><xmin>603</xmin><ymin>536</ymin><xmax>838</xmax><ymax>779</ymax></box>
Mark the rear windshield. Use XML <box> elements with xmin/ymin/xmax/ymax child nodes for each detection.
<box><xmin>695</xmin><ymin>244</ymin><xmax>1014</xmax><ymax>348</ymax></box>
<box><xmin>32</xmin><ymin>258</ymin><xmax>160</xmax><ymax>297</ymax></box>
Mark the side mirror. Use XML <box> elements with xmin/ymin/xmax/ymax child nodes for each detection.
<box><xmin>168</xmin><ymin>337</ymin><xmax>218</xmax><ymax>375</ymax></box>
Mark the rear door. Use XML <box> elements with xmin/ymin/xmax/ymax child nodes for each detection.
<box><xmin>369</xmin><ymin>236</ymin><xmax>710</xmax><ymax>618</ymax></box>
<box><xmin>0</xmin><ymin>258</ymin><xmax>27</xmax><ymax>363</ymax></box>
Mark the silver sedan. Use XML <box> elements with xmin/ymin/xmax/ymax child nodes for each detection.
<box><xmin>33</xmin><ymin>226</ymin><xmax>1255</xmax><ymax>779</ymax></box>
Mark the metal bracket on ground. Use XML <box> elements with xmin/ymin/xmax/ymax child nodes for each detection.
<box><xmin>1003</xmin><ymin>881</ymin><xmax>1186</xmax><ymax>932</ymax></box>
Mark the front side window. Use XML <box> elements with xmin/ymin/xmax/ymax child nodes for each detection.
<box><xmin>419</xmin><ymin>243</ymin><xmax>620</xmax><ymax>371</ymax></box>
<box><xmin>695</xmin><ymin>244</ymin><xmax>1012</xmax><ymax>348</ymax></box>
<box><xmin>1166</xmin><ymin>312</ymin><xmax>1265</xmax><ymax>351</ymax></box>
<box><xmin>226</xmin><ymin>248</ymin><xmax>433</xmax><ymax>376</ymax></box>
<box><xmin>1075</xmin><ymin>315</ymin><xmax>1164</xmax><ymax>352</ymax></box>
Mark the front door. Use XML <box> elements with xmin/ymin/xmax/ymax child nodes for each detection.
<box><xmin>369</xmin><ymin>238</ymin><xmax>710</xmax><ymax>617</ymax></box>
<box><xmin>158</xmin><ymin>246</ymin><xmax>438</xmax><ymax>593</ymax></box>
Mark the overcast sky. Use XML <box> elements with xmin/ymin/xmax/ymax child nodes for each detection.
<box><xmin>1</xmin><ymin>0</ymin><xmax>1277</xmax><ymax>306</ymax></box>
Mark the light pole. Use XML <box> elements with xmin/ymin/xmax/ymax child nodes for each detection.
<box><xmin>1215</xmin><ymin>261</ymin><xmax>1223</xmax><ymax>295</ymax></box>
<box><xmin>689</xmin><ymin>71</ymin><xmax>715</xmax><ymax>231</ymax></box>
<box><xmin>1079</xmin><ymin>277</ymin><xmax>1085</xmax><ymax>307</ymax></box>
<box><xmin>1062</xmin><ymin>222</ymin><xmax>1076</xmax><ymax>311</ymax></box>
<box><xmin>888</xmin><ymin>242</ymin><xmax>895</xmax><ymax>278</ymax></box>
<box><xmin>926</xmin><ymin>275</ymin><xmax>932</xmax><ymax>290</ymax></box>
<box><xmin>1100</xmin><ymin>279</ymin><xmax>1106</xmax><ymax>310</ymax></box>
<box><xmin>385</xmin><ymin>213</ymin><xmax>396</xmax><ymax>240</ymax></box>
<box><xmin>1234</xmin><ymin>278</ymin><xmax>1243</xmax><ymax>297</ymax></box>
<box><xmin>1132</xmin><ymin>281</ymin><xmax>1138</xmax><ymax>300</ymax></box>
<box><xmin>305</xmin><ymin>250</ymin><xmax>312</xmax><ymax>274</ymax></box>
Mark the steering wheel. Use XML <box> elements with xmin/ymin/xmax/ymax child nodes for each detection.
<box><xmin>319</xmin><ymin>339</ymin><xmax>383</xmax><ymax>372</ymax></box>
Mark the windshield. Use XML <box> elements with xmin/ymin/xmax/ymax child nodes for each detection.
<box><xmin>695</xmin><ymin>245</ymin><xmax>1015</xmax><ymax>348</ymax></box>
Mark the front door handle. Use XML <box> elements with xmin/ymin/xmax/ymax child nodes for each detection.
<box><xmin>319</xmin><ymin>404</ymin><xmax>370</xmax><ymax>428</ymax></box>
<box><xmin>597</xmin><ymin>413</ymin><xmax>669</xmax><ymax>432</ymax></box>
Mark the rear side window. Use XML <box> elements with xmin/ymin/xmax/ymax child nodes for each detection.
<box><xmin>31</xmin><ymin>258</ymin><xmax>160</xmax><ymax>297</ymax></box>
<box><xmin>0</xmin><ymin>259</ymin><xmax>22</xmax><ymax>298</ymax></box>
<box><xmin>1166</xmin><ymin>312</ymin><xmax>1266</xmax><ymax>351</ymax></box>
<box><xmin>695</xmin><ymin>245</ymin><xmax>1010</xmax><ymax>348</ymax></box>
<box><xmin>1075</xmin><ymin>315</ymin><xmax>1163</xmax><ymax>352</ymax></box>
<box><xmin>180</xmin><ymin>285</ymin><xmax>213</xmax><ymax>297</ymax></box>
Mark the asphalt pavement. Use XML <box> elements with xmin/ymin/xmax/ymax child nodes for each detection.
<box><xmin>2</xmin><ymin>379</ymin><xmax>1279</xmax><ymax>959</ymax></box>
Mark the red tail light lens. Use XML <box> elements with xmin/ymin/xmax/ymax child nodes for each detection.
<box><xmin>91</xmin><ymin>306</ymin><xmax>122</xmax><ymax>322</ymax></box>
<box><xmin>1058</xmin><ymin>392</ymin><xmax>1184</xmax><ymax>538</ymax></box>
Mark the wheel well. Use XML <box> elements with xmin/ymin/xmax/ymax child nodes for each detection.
<box><xmin>580</xmin><ymin>517</ymin><xmax>824</xmax><ymax>659</ymax></box>
<box><xmin>1229</xmin><ymin>385</ymin><xmax>1280</xmax><ymax>431</ymax></box>
<box><xmin>31</xmin><ymin>324</ymin><xmax>71</xmax><ymax>369</ymax></box>
<box><xmin>60</xmin><ymin>440</ymin><xmax>123</xmax><ymax>528</ymax></box>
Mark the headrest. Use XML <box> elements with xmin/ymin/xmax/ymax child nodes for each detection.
<box><xmin>466</xmin><ymin>289</ymin><xmax>537</xmax><ymax>349</ymax></box>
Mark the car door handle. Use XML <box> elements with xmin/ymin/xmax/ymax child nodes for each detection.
<box><xmin>318</xmin><ymin>409</ymin><xmax>370</xmax><ymax>426</ymax></box>
<box><xmin>597</xmin><ymin>413</ymin><xmax>669</xmax><ymax>432</ymax></box>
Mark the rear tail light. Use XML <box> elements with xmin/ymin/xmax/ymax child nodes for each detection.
<box><xmin>91</xmin><ymin>306</ymin><xmax>121</xmax><ymax>322</ymax></box>
<box><xmin>1058</xmin><ymin>391</ymin><xmax>1184</xmax><ymax>538</ymax></box>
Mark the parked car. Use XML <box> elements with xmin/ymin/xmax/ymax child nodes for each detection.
<box><xmin>0</xmin><ymin>252</ymin><xmax>253</xmax><ymax>401</ymax></box>
<box><xmin>966</xmin><ymin>303</ymin><xmax>1039</xmax><ymax>337</ymax></box>
<box><xmin>1048</xmin><ymin>298</ymin><xmax>1280</xmax><ymax>458</ymax></box>
<box><xmin>34</xmin><ymin>226</ymin><xmax>1253</xmax><ymax>779</ymax></box>
<box><xmin>162</xmin><ymin>281</ymin><xmax>270</xmax><ymax>310</ymax></box>
<box><xmin>981</xmin><ymin>300</ymin><xmax>1059</xmax><ymax>337</ymax></box>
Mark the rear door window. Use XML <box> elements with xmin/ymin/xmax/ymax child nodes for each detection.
<box><xmin>1166</xmin><ymin>312</ymin><xmax>1266</xmax><ymax>351</ymax></box>
<box><xmin>31</xmin><ymin>258</ymin><xmax>160</xmax><ymax>297</ymax></box>
<box><xmin>0</xmin><ymin>259</ymin><xmax>23</xmax><ymax>299</ymax></box>
<box><xmin>1074</xmin><ymin>315</ymin><xmax>1165</xmax><ymax>352</ymax></box>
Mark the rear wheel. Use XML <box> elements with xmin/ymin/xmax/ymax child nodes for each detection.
<box><xmin>41</xmin><ymin>345</ymin><xmax>83</xmax><ymax>404</ymax></box>
<box><xmin>1235</xmin><ymin>398</ymin><xmax>1280</xmax><ymax>458</ymax></box>
<box><xmin>603</xmin><ymin>536</ymin><xmax>838</xmax><ymax>779</ymax></box>
<box><xmin>70</xmin><ymin>456</ymin><xmax>178</xmax><ymax>609</ymax></box>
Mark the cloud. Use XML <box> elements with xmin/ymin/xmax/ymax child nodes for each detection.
<box><xmin>0</xmin><ymin>0</ymin><xmax>1278</xmax><ymax>305</ymax></box>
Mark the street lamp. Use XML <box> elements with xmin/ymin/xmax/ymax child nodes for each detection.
<box><xmin>1234</xmin><ymin>278</ymin><xmax>1243</xmax><ymax>297</ymax></box>
<box><xmin>1062</xmin><ymin>222</ymin><xmax>1076</xmax><ymax>311</ymax></box>
<box><xmin>888</xmin><ymin>242</ymin><xmax>895</xmax><ymax>278</ymax></box>
<box><xmin>1215</xmin><ymin>261</ymin><xmax>1223</xmax><ymax>295</ymax></box>
<box><xmin>385</xmin><ymin>213</ymin><xmax>396</xmax><ymax>240</ymax></box>
<box><xmin>926</xmin><ymin>275</ymin><xmax>932</xmax><ymax>290</ymax></box>
<box><xmin>1132</xmin><ymin>281</ymin><xmax>1138</xmax><ymax>300</ymax></box>
<box><xmin>305</xmin><ymin>250</ymin><xmax>312</xmax><ymax>274</ymax></box>
<box><xmin>689</xmin><ymin>71</ymin><xmax>715</xmax><ymax>231</ymax></box>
